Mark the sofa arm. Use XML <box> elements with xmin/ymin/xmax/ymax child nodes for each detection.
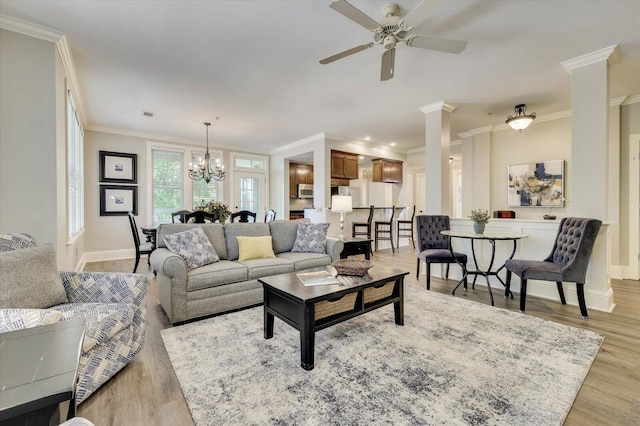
<box><xmin>60</xmin><ymin>272</ymin><xmax>148</xmax><ymax>307</ymax></box>
<box><xmin>325</xmin><ymin>237</ymin><xmax>344</xmax><ymax>262</ymax></box>
<box><xmin>150</xmin><ymin>248</ymin><xmax>187</xmax><ymax>279</ymax></box>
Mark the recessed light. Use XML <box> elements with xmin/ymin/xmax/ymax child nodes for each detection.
<box><xmin>359</xmin><ymin>156</ymin><xmax>365</xmax><ymax>160</ymax></box>
<box><xmin>142</xmin><ymin>111</ymin><xmax>154</xmax><ymax>117</ymax></box>
<box><xmin>390</xmin><ymin>142</ymin><xmax>396</xmax><ymax>146</ymax></box>
<box><xmin>364</xmin><ymin>136</ymin><xmax>371</xmax><ymax>141</ymax></box>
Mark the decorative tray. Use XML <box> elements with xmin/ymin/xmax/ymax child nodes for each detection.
<box><xmin>330</xmin><ymin>259</ymin><xmax>373</xmax><ymax>276</ymax></box>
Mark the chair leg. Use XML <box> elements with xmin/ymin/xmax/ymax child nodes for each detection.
<box><xmin>426</xmin><ymin>263</ymin><xmax>431</xmax><ymax>290</ymax></box>
<box><xmin>556</xmin><ymin>281</ymin><xmax>566</xmax><ymax>304</ymax></box>
<box><xmin>133</xmin><ymin>252</ymin><xmax>141</xmax><ymax>273</ymax></box>
<box><xmin>505</xmin><ymin>270</ymin><xmax>512</xmax><ymax>298</ymax></box>
<box><xmin>410</xmin><ymin>227</ymin><xmax>415</xmax><ymax>249</ymax></box>
<box><xmin>576</xmin><ymin>283</ymin><xmax>588</xmax><ymax>320</ymax></box>
<box><xmin>462</xmin><ymin>264</ymin><xmax>468</xmax><ymax>290</ymax></box>
<box><xmin>416</xmin><ymin>258</ymin><xmax>420</xmax><ymax>280</ymax></box>
<box><xmin>445</xmin><ymin>263</ymin><xmax>450</xmax><ymax>280</ymax></box>
<box><xmin>519</xmin><ymin>278</ymin><xmax>528</xmax><ymax>313</ymax></box>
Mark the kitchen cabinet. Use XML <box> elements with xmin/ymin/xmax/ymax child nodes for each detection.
<box><xmin>372</xmin><ymin>158</ymin><xmax>403</xmax><ymax>183</ymax></box>
<box><xmin>289</xmin><ymin>163</ymin><xmax>313</xmax><ymax>197</ymax></box>
<box><xmin>331</xmin><ymin>150</ymin><xmax>359</xmax><ymax>180</ymax></box>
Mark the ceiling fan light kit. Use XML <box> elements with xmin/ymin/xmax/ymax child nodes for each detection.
<box><xmin>506</xmin><ymin>104</ymin><xmax>536</xmax><ymax>131</ymax></box>
<box><xmin>320</xmin><ymin>0</ymin><xmax>468</xmax><ymax>81</ymax></box>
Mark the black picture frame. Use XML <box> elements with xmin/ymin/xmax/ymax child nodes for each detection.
<box><xmin>99</xmin><ymin>151</ymin><xmax>137</xmax><ymax>183</ymax></box>
<box><xmin>100</xmin><ymin>185</ymin><xmax>138</xmax><ymax>216</ymax></box>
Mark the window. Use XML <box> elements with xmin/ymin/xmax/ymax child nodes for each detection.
<box><xmin>235</xmin><ymin>158</ymin><xmax>265</xmax><ymax>169</ymax></box>
<box><xmin>191</xmin><ymin>151</ymin><xmax>221</xmax><ymax>209</ymax></box>
<box><xmin>148</xmin><ymin>144</ymin><xmax>224</xmax><ymax>225</ymax></box>
<box><xmin>67</xmin><ymin>91</ymin><xmax>84</xmax><ymax>240</ymax></box>
<box><xmin>152</xmin><ymin>149</ymin><xmax>183</xmax><ymax>225</ymax></box>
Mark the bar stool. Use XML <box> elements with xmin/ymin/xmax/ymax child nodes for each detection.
<box><xmin>374</xmin><ymin>205</ymin><xmax>396</xmax><ymax>253</ymax></box>
<box><xmin>396</xmin><ymin>205</ymin><xmax>416</xmax><ymax>248</ymax></box>
<box><xmin>352</xmin><ymin>205</ymin><xmax>374</xmax><ymax>239</ymax></box>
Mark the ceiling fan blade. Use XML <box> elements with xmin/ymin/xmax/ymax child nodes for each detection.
<box><xmin>407</xmin><ymin>35</ymin><xmax>468</xmax><ymax>54</ymax></box>
<box><xmin>329</xmin><ymin>0</ymin><xmax>380</xmax><ymax>31</ymax></box>
<box><xmin>319</xmin><ymin>43</ymin><xmax>373</xmax><ymax>64</ymax></box>
<box><xmin>380</xmin><ymin>48</ymin><xmax>395</xmax><ymax>81</ymax></box>
<box><xmin>401</xmin><ymin>1</ymin><xmax>444</xmax><ymax>28</ymax></box>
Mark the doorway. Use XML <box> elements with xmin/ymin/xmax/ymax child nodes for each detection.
<box><xmin>234</xmin><ymin>171</ymin><xmax>265</xmax><ymax>221</ymax></box>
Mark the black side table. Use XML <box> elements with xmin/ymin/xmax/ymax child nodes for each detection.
<box><xmin>340</xmin><ymin>237</ymin><xmax>373</xmax><ymax>260</ymax></box>
<box><xmin>0</xmin><ymin>319</ymin><xmax>85</xmax><ymax>426</ymax></box>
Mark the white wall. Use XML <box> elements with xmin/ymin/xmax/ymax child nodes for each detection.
<box><xmin>0</xmin><ymin>30</ymin><xmax>60</xmax><ymax>251</ymax></box>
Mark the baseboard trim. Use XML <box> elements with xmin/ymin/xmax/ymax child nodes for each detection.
<box><xmin>82</xmin><ymin>249</ymin><xmax>136</xmax><ymax>265</ymax></box>
<box><xmin>610</xmin><ymin>265</ymin><xmax>623</xmax><ymax>280</ymax></box>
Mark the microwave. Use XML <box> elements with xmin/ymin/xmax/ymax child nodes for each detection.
<box><xmin>298</xmin><ymin>184</ymin><xmax>314</xmax><ymax>199</ymax></box>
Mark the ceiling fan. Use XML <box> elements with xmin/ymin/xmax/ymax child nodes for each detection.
<box><xmin>319</xmin><ymin>0</ymin><xmax>468</xmax><ymax>81</ymax></box>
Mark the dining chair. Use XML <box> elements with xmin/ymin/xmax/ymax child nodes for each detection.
<box><xmin>128</xmin><ymin>211</ymin><xmax>153</xmax><ymax>273</ymax></box>
<box><xmin>374</xmin><ymin>206</ymin><xmax>396</xmax><ymax>253</ymax></box>
<box><xmin>171</xmin><ymin>209</ymin><xmax>192</xmax><ymax>223</ymax></box>
<box><xmin>264</xmin><ymin>209</ymin><xmax>277</xmax><ymax>223</ymax></box>
<box><xmin>231</xmin><ymin>210</ymin><xmax>257</xmax><ymax>223</ymax></box>
<box><xmin>184</xmin><ymin>210</ymin><xmax>216</xmax><ymax>223</ymax></box>
<box><xmin>505</xmin><ymin>217</ymin><xmax>602</xmax><ymax>319</ymax></box>
<box><xmin>415</xmin><ymin>215</ymin><xmax>468</xmax><ymax>291</ymax></box>
<box><xmin>396</xmin><ymin>205</ymin><xmax>416</xmax><ymax>248</ymax></box>
<box><xmin>352</xmin><ymin>205</ymin><xmax>374</xmax><ymax>240</ymax></box>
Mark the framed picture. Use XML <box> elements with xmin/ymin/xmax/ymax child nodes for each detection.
<box><xmin>100</xmin><ymin>151</ymin><xmax>137</xmax><ymax>183</ymax></box>
<box><xmin>508</xmin><ymin>160</ymin><xmax>564</xmax><ymax>207</ymax></box>
<box><xmin>100</xmin><ymin>185</ymin><xmax>138</xmax><ymax>216</ymax></box>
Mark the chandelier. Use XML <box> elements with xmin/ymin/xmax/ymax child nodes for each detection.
<box><xmin>188</xmin><ymin>122</ymin><xmax>226</xmax><ymax>183</ymax></box>
<box><xmin>506</xmin><ymin>104</ymin><xmax>536</xmax><ymax>131</ymax></box>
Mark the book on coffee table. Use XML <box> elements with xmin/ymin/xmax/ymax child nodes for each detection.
<box><xmin>296</xmin><ymin>271</ymin><xmax>340</xmax><ymax>286</ymax></box>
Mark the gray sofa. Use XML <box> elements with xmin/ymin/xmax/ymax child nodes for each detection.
<box><xmin>150</xmin><ymin>219</ymin><xmax>344</xmax><ymax>324</ymax></box>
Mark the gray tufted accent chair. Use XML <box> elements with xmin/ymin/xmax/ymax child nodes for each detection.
<box><xmin>415</xmin><ymin>215</ymin><xmax>468</xmax><ymax>290</ymax></box>
<box><xmin>505</xmin><ymin>217</ymin><xmax>602</xmax><ymax>319</ymax></box>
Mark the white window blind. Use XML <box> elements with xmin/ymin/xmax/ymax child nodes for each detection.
<box><xmin>152</xmin><ymin>149</ymin><xmax>183</xmax><ymax>225</ymax></box>
<box><xmin>67</xmin><ymin>91</ymin><xmax>84</xmax><ymax>240</ymax></box>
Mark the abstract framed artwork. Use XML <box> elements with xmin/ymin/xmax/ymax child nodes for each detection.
<box><xmin>99</xmin><ymin>151</ymin><xmax>137</xmax><ymax>183</ymax></box>
<box><xmin>100</xmin><ymin>185</ymin><xmax>138</xmax><ymax>216</ymax></box>
<box><xmin>508</xmin><ymin>160</ymin><xmax>564</xmax><ymax>207</ymax></box>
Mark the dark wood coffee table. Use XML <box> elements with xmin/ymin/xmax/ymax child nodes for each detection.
<box><xmin>259</xmin><ymin>266</ymin><xmax>408</xmax><ymax>370</ymax></box>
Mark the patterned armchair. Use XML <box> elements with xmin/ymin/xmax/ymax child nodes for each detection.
<box><xmin>0</xmin><ymin>233</ymin><xmax>148</xmax><ymax>404</ymax></box>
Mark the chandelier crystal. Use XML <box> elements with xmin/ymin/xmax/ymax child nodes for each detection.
<box><xmin>506</xmin><ymin>104</ymin><xmax>536</xmax><ymax>131</ymax></box>
<box><xmin>188</xmin><ymin>121</ymin><xmax>226</xmax><ymax>183</ymax></box>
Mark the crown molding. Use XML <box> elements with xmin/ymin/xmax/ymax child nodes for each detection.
<box><xmin>419</xmin><ymin>101</ymin><xmax>456</xmax><ymax>114</ymax></box>
<box><xmin>610</xmin><ymin>96</ymin><xmax>627</xmax><ymax>107</ymax></box>
<box><xmin>470</xmin><ymin>125</ymin><xmax>493</xmax><ymax>135</ymax></box>
<box><xmin>0</xmin><ymin>14</ymin><xmax>63</xmax><ymax>42</ymax></box>
<box><xmin>269</xmin><ymin>132</ymin><xmax>327</xmax><ymax>154</ymax></box>
<box><xmin>457</xmin><ymin>131</ymin><xmax>473</xmax><ymax>139</ymax></box>
<box><xmin>561</xmin><ymin>44</ymin><xmax>620</xmax><ymax>71</ymax></box>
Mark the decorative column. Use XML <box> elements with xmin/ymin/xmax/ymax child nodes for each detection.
<box><xmin>419</xmin><ymin>101</ymin><xmax>455</xmax><ymax>215</ymax></box>
<box><xmin>561</xmin><ymin>45</ymin><xmax>619</xmax><ymax>218</ymax></box>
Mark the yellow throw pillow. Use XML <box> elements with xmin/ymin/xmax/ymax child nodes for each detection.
<box><xmin>236</xmin><ymin>236</ymin><xmax>276</xmax><ymax>261</ymax></box>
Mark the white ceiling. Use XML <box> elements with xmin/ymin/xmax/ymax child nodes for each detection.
<box><xmin>1</xmin><ymin>0</ymin><xmax>639</xmax><ymax>153</ymax></box>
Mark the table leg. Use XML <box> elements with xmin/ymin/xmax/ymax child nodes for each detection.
<box><xmin>484</xmin><ymin>240</ymin><xmax>496</xmax><ymax>306</ymax></box>
<box><xmin>300</xmin><ymin>303</ymin><xmax>315</xmax><ymax>370</ymax></box>
<box><xmin>364</xmin><ymin>242</ymin><xmax>371</xmax><ymax>260</ymax></box>
<box><xmin>263</xmin><ymin>288</ymin><xmax>274</xmax><ymax>339</ymax></box>
<box><xmin>471</xmin><ymin>240</ymin><xmax>480</xmax><ymax>288</ymax></box>
<box><xmin>494</xmin><ymin>240</ymin><xmax>517</xmax><ymax>298</ymax></box>
<box><xmin>394</xmin><ymin>278</ymin><xmax>404</xmax><ymax>325</ymax></box>
<box><xmin>449</xmin><ymin>238</ymin><xmax>469</xmax><ymax>296</ymax></box>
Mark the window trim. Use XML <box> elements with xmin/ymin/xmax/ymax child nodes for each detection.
<box><xmin>66</xmin><ymin>89</ymin><xmax>84</xmax><ymax>242</ymax></box>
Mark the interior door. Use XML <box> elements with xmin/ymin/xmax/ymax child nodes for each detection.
<box><xmin>234</xmin><ymin>171</ymin><xmax>265</xmax><ymax>221</ymax></box>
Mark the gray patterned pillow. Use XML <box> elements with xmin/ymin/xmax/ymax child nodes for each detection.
<box><xmin>292</xmin><ymin>223</ymin><xmax>330</xmax><ymax>253</ymax></box>
<box><xmin>163</xmin><ymin>227</ymin><xmax>219</xmax><ymax>269</ymax></box>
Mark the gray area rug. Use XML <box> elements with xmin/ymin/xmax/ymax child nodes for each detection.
<box><xmin>161</xmin><ymin>285</ymin><xmax>603</xmax><ymax>425</ymax></box>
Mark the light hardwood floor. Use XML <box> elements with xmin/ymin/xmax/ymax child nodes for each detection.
<box><xmin>79</xmin><ymin>248</ymin><xmax>640</xmax><ymax>425</ymax></box>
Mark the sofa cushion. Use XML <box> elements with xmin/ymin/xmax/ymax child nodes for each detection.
<box><xmin>238</xmin><ymin>257</ymin><xmax>295</xmax><ymax>280</ymax></box>
<box><xmin>224</xmin><ymin>223</ymin><xmax>271</xmax><ymax>261</ymax></box>
<box><xmin>163</xmin><ymin>227</ymin><xmax>219</xmax><ymax>269</ymax></box>
<box><xmin>237</xmin><ymin>236</ymin><xmax>276</xmax><ymax>261</ymax></box>
<box><xmin>52</xmin><ymin>302</ymin><xmax>135</xmax><ymax>353</ymax></box>
<box><xmin>292</xmin><ymin>223</ymin><xmax>330</xmax><ymax>254</ymax></box>
<box><xmin>0</xmin><ymin>244</ymin><xmax>68</xmax><ymax>309</ymax></box>
<box><xmin>0</xmin><ymin>308</ymin><xmax>63</xmax><ymax>332</ymax></box>
<box><xmin>0</xmin><ymin>233</ymin><xmax>37</xmax><ymax>252</ymax></box>
<box><xmin>187</xmin><ymin>260</ymin><xmax>248</xmax><ymax>291</ymax></box>
<box><xmin>276</xmin><ymin>252</ymin><xmax>332</xmax><ymax>271</ymax></box>
<box><xmin>269</xmin><ymin>219</ymin><xmax>309</xmax><ymax>254</ymax></box>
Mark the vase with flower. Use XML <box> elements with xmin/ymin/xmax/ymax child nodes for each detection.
<box><xmin>197</xmin><ymin>199</ymin><xmax>231</xmax><ymax>223</ymax></box>
<box><xmin>469</xmin><ymin>209</ymin><xmax>490</xmax><ymax>234</ymax></box>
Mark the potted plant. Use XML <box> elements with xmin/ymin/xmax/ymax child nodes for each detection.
<box><xmin>196</xmin><ymin>200</ymin><xmax>231</xmax><ymax>223</ymax></box>
<box><xmin>469</xmin><ymin>209</ymin><xmax>490</xmax><ymax>234</ymax></box>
